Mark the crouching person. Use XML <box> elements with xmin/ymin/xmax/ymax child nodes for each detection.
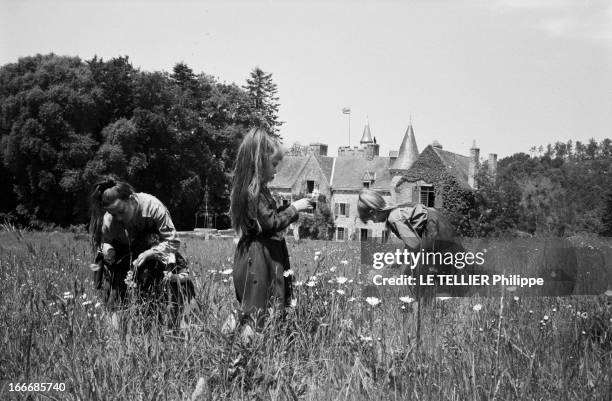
<box><xmin>89</xmin><ymin>177</ymin><xmax>198</xmax><ymax>328</ymax></box>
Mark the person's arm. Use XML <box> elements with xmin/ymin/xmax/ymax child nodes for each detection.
<box><xmin>133</xmin><ymin>198</ymin><xmax>180</xmax><ymax>267</ymax></box>
<box><xmin>257</xmin><ymin>197</ymin><xmax>300</xmax><ymax>234</ymax></box>
<box><xmin>148</xmin><ymin>204</ymin><xmax>180</xmax><ymax>259</ymax></box>
<box><xmin>386</xmin><ymin>206</ymin><xmax>428</xmax><ymax>250</ymax></box>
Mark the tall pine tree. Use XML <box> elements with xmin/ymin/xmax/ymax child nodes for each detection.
<box><xmin>244</xmin><ymin>67</ymin><xmax>282</xmax><ymax>136</ymax></box>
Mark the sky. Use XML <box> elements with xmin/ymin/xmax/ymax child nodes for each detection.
<box><xmin>1</xmin><ymin>0</ymin><xmax>611</xmax><ymax>159</ymax></box>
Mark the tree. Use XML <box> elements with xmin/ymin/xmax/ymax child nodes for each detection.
<box><xmin>601</xmin><ymin>188</ymin><xmax>612</xmax><ymax>236</ymax></box>
<box><xmin>243</xmin><ymin>67</ymin><xmax>282</xmax><ymax>135</ymax></box>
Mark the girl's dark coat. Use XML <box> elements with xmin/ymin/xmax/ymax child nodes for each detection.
<box><xmin>232</xmin><ymin>187</ymin><xmax>298</xmax><ymax>316</ymax></box>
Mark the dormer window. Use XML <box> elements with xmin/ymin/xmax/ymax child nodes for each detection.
<box><xmin>362</xmin><ymin>171</ymin><xmax>376</xmax><ymax>188</ymax></box>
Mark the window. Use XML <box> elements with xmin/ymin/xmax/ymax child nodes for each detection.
<box><xmin>282</xmin><ymin>199</ymin><xmax>289</xmax><ymax>207</ymax></box>
<box><xmin>334</xmin><ymin>202</ymin><xmax>350</xmax><ymax>217</ymax></box>
<box><xmin>420</xmin><ymin>185</ymin><xmax>435</xmax><ymax>207</ymax></box>
<box><xmin>336</xmin><ymin>227</ymin><xmax>345</xmax><ymax>241</ymax></box>
<box><xmin>382</xmin><ymin>229</ymin><xmax>390</xmax><ymax>242</ymax></box>
<box><xmin>363</xmin><ymin>181</ymin><xmax>370</xmax><ymax>188</ymax></box>
<box><xmin>306</xmin><ymin>180</ymin><xmax>315</xmax><ymax>193</ymax></box>
<box><xmin>360</xmin><ymin>228</ymin><xmax>370</xmax><ymax>241</ymax></box>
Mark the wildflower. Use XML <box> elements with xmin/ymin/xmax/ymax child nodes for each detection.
<box><xmin>581</xmin><ymin>331</ymin><xmax>586</xmax><ymax>335</ymax></box>
<box><xmin>330</xmin><ymin>266</ymin><xmax>337</xmax><ymax>272</ymax></box>
<box><xmin>336</xmin><ymin>289</ymin><xmax>346</xmax><ymax>295</ymax></box>
<box><xmin>94</xmin><ymin>302</ymin><xmax>102</xmax><ymax>309</ymax></box>
<box><xmin>81</xmin><ymin>294</ymin><xmax>87</xmax><ymax>299</ymax></box>
<box><xmin>473</xmin><ymin>304</ymin><xmax>483</xmax><ymax>312</ymax></box>
<box><xmin>222</xmin><ymin>279</ymin><xmax>228</xmax><ymax>283</ymax></box>
<box><xmin>314</xmin><ymin>255</ymin><xmax>320</xmax><ymax>261</ymax></box>
<box><xmin>82</xmin><ymin>300</ymin><xmax>92</xmax><ymax>306</ymax></box>
<box><xmin>399</xmin><ymin>296</ymin><xmax>415</xmax><ymax>304</ymax></box>
<box><xmin>220</xmin><ymin>268</ymin><xmax>233</xmax><ymax>275</ymax></box>
<box><xmin>336</xmin><ymin>276</ymin><xmax>348</xmax><ymax>284</ymax></box>
<box><xmin>552</xmin><ymin>308</ymin><xmax>557</xmax><ymax>312</ymax></box>
<box><xmin>310</xmin><ymin>275</ymin><xmax>318</xmax><ymax>281</ymax></box>
<box><xmin>340</xmin><ymin>260</ymin><xmax>348</xmax><ymax>265</ymax></box>
<box><xmin>125</xmin><ymin>271</ymin><xmax>137</xmax><ymax>288</ymax></box>
<box><xmin>543</xmin><ymin>315</ymin><xmax>549</xmax><ymax>321</ymax></box>
<box><xmin>348</xmin><ymin>297</ymin><xmax>356</xmax><ymax>302</ymax></box>
<box><xmin>359</xmin><ymin>334</ymin><xmax>373</xmax><ymax>342</ymax></box>
<box><xmin>479</xmin><ymin>328</ymin><xmax>483</xmax><ymax>332</ymax></box>
<box><xmin>401</xmin><ymin>305</ymin><xmax>406</xmax><ymax>310</ymax></box>
<box><xmin>63</xmin><ymin>293</ymin><xmax>74</xmax><ymax>300</ymax></box>
<box><xmin>283</xmin><ymin>269</ymin><xmax>294</xmax><ymax>277</ymax></box>
<box><xmin>349</xmin><ymin>279</ymin><xmax>354</xmax><ymax>283</ymax></box>
<box><xmin>513</xmin><ymin>296</ymin><xmax>519</xmax><ymax>302</ymax></box>
<box><xmin>49</xmin><ymin>302</ymin><xmax>55</xmax><ymax>307</ymax></box>
<box><xmin>306</xmin><ymin>281</ymin><xmax>316</xmax><ymax>287</ymax></box>
<box><xmin>529</xmin><ymin>310</ymin><xmax>533</xmax><ymax>314</ymax></box>
<box><xmin>294</xmin><ymin>281</ymin><xmax>303</xmax><ymax>287</ymax></box>
<box><xmin>327</xmin><ymin>279</ymin><xmax>334</xmax><ymax>284</ymax></box>
<box><xmin>53</xmin><ymin>311</ymin><xmax>60</xmax><ymax>316</ymax></box>
<box><xmin>290</xmin><ymin>299</ymin><xmax>297</xmax><ymax>307</ymax></box>
<box><xmin>581</xmin><ymin>312</ymin><xmax>588</xmax><ymax>319</ymax></box>
<box><xmin>315</xmin><ymin>251</ymin><xmax>321</xmax><ymax>256</ymax></box>
<box><xmin>365</xmin><ymin>297</ymin><xmax>381</xmax><ymax>307</ymax></box>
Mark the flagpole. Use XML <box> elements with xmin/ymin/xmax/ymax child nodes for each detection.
<box><xmin>342</xmin><ymin>107</ymin><xmax>351</xmax><ymax>147</ymax></box>
<box><xmin>348</xmin><ymin>110</ymin><xmax>351</xmax><ymax>147</ymax></box>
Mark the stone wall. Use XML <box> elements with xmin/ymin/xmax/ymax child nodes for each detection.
<box><xmin>331</xmin><ymin>190</ymin><xmax>390</xmax><ymax>241</ymax></box>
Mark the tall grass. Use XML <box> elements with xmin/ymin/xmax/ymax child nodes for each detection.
<box><xmin>0</xmin><ymin>231</ymin><xmax>610</xmax><ymax>400</ymax></box>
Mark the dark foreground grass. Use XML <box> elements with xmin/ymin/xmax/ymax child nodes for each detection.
<box><xmin>0</xmin><ymin>230</ymin><xmax>610</xmax><ymax>400</ymax></box>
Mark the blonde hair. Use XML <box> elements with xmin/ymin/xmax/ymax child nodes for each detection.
<box><xmin>230</xmin><ymin>126</ymin><xmax>281</xmax><ymax>235</ymax></box>
<box><xmin>357</xmin><ymin>188</ymin><xmax>394</xmax><ymax>223</ymax></box>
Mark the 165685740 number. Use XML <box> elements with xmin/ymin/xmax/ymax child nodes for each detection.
<box><xmin>8</xmin><ymin>382</ymin><xmax>66</xmax><ymax>392</ymax></box>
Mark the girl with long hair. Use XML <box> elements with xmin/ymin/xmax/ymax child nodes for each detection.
<box><xmin>230</xmin><ymin>127</ymin><xmax>312</xmax><ymax>325</ymax></box>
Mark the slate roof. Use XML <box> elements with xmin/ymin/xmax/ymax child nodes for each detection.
<box><xmin>360</xmin><ymin>123</ymin><xmax>373</xmax><ymax>143</ymax></box>
<box><xmin>331</xmin><ymin>156</ymin><xmax>392</xmax><ymax>190</ymax></box>
<box><xmin>390</xmin><ymin>124</ymin><xmax>419</xmax><ymax>171</ymax></box>
<box><xmin>268</xmin><ymin>156</ymin><xmax>309</xmax><ymax>189</ymax></box>
<box><xmin>316</xmin><ymin>155</ymin><xmax>334</xmax><ymax>184</ymax></box>
<box><xmin>431</xmin><ymin>146</ymin><xmax>471</xmax><ymax>188</ymax></box>
<box><xmin>269</xmin><ymin>154</ymin><xmax>334</xmax><ymax>189</ymax></box>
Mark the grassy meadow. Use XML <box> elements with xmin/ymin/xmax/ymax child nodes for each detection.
<box><xmin>0</xmin><ymin>230</ymin><xmax>611</xmax><ymax>400</ymax></box>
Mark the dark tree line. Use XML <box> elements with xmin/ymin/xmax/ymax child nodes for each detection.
<box><xmin>0</xmin><ymin>54</ymin><xmax>281</xmax><ymax>230</ymax></box>
<box><xmin>469</xmin><ymin>139</ymin><xmax>612</xmax><ymax>237</ymax></box>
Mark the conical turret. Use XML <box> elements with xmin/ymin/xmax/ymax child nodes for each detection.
<box><xmin>360</xmin><ymin>121</ymin><xmax>373</xmax><ymax>144</ymax></box>
<box><xmin>390</xmin><ymin>124</ymin><xmax>419</xmax><ymax>171</ymax></box>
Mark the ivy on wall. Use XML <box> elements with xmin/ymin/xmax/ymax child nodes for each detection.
<box><xmin>395</xmin><ymin>146</ymin><xmax>477</xmax><ymax>236</ymax></box>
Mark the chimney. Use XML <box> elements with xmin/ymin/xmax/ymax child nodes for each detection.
<box><xmin>468</xmin><ymin>141</ymin><xmax>480</xmax><ymax>188</ymax></box>
<box><xmin>488</xmin><ymin>153</ymin><xmax>497</xmax><ymax>180</ymax></box>
<box><xmin>364</xmin><ymin>143</ymin><xmax>379</xmax><ymax>160</ymax></box>
<box><xmin>309</xmin><ymin>143</ymin><xmax>328</xmax><ymax>156</ymax></box>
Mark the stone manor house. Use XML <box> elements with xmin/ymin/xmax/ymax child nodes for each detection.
<box><xmin>269</xmin><ymin>123</ymin><xmax>497</xmax><ymax>241</ymax></box>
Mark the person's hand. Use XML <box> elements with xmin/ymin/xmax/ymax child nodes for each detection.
<box><xmin>132</xmin><ymin>249</ymin><xmax>155</xmax><ymax>269</ymax></box>
<box><xmin>291</xmin><ymin>198</ymin><xmax>312</xmax><ymax>212</ymax></box>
